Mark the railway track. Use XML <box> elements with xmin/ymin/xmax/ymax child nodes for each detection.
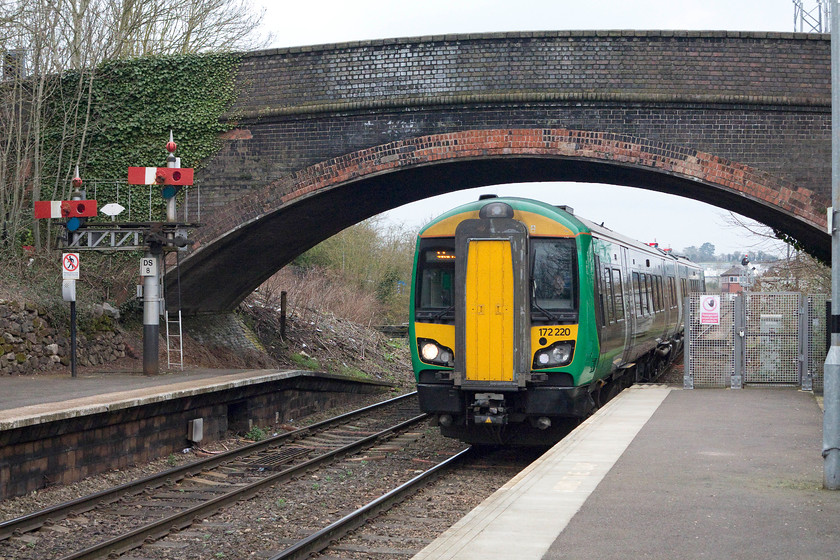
<box><xmin>0</xmin><ymin>392</ymin><xmax>429</xmax><ymax>560</ymax></box>
<box><xmin>306</xmin><ymin>446</ymin><xmax>543</xmax><ymax>560</ymax></box>
<box><xmin>118</xmin><ymin>443</ymin><xmax>533</xmax><ymax>559</ymax></box>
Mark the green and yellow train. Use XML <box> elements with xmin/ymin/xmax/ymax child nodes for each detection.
<box><xmin>409</xmin><ymin>196</ymin><xmax>704</xmax><ymax>444</ymax></box>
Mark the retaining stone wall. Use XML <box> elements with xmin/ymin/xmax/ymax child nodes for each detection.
<box><xmin>184</xmin><ymin>313</ymin><xmax>265</xmax><ymax>353</ymax></box>
<box><xmin>0</xmin><ymin>300</ymin><xmax>129</xmax><ymax>375</ymax></box>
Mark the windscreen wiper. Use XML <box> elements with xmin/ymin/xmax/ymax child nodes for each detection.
<box><xmin>431</xmin><ymin>305</ymin><xmax>455</xmax><ymax>320</ymax></box>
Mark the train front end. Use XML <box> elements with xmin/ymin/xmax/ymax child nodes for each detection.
<box><xmin>409</xmin><ymin>198</ymin><xmax>598</xmax><ymax>445</ymax></box>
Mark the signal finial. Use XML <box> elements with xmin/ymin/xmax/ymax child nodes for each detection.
<box><xmin>166</xmin><ymin>130</ymin><xmax>177</xmax><ymax>154</ymax></box>
<box><xmin>71</xmin><ymin>165</ymin><xmax>83</xmax><ymax>190</ymax></box>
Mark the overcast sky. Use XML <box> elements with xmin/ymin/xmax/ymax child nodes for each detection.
<box><xmin>254</xmin><ymin>0</ymin><xmax>811</xmax><ymax>256</ymax></box>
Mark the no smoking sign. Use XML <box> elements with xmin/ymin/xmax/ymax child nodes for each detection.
<box><xmin>62</xmin><ymin>253</ymin><xmax>80</xmax><ymax>280</ymax></box>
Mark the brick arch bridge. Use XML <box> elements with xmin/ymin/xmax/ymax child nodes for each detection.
<box><xmin>168</xmin><ymin>30</ymin><xmax>831</xmax><ymax>314</ymax></box>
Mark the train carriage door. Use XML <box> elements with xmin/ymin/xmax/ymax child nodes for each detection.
<box><xmin>454</xmin><ymin>212</ymin><xmax>530</xmax><ymax>387</ymax></box>
<box><xmin>464</xmin><ymin>240</ymin><xmax>514</xmax><ymax>382</ymax></box>
<box><xmin>620</xmin><ymin>246</ymin><xmax>635</xmax><ymax>363</ymax></box>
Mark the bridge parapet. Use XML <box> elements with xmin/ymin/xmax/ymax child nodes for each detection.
<box><xmin>233</xmin><ymin>30</ymin><xmax>830</xmax><ymax>119</ymax></box>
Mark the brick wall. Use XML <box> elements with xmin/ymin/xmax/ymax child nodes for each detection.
<box><xmin>0</xmin><ymin>373</ymin><xmax>388</xmax><ymax>499</ymax></box>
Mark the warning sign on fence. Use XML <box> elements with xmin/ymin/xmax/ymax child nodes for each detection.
<box><xmin>700</xmin><ymin>295</ymin><xmax>720</xmax><ymax>325</ymax></box>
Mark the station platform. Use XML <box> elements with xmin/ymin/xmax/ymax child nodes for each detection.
<box><xmin>413</xmin><ymin>385</ymin><xmax>838</xmax><ymax>560</ymax></box>
<box><xmin>0</xmin><ymin>368</ymin><xmax>292</xmax><ymax>429</ymax></box>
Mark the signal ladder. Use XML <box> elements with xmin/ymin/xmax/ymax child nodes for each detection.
<box><xmin>165</xmin><ymin>310</ymin><xmax>184</xmax><ymax>370</ymax></box>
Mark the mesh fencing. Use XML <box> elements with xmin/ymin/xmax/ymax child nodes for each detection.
<box><xmin>806</xmin><ymin>293</ymin><xmax>828</xmax><ymax>392</ymax></box>
<box><xmin>743</xmin><ymin>293</ymin><xmax>800</xmax><ymax>386</ymax></box>
<box><xmin>686</xmin><ymin>294</ymin><xmax>735</xmax><ymax>388</ymax></box>
<box><xmin>685</xmin><ymin>292</ymin><xmax>828</xmax><ymax>390</ymax></box>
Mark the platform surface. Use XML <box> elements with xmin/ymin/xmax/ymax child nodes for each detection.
<box><xmin>0</xmin><ymin>368</ymin><xmax>312</xmax><ymax>429</ymax></box>
<box><xmin>413</xmin><ymin>386</ymin><xmax>838</xmax><ymax>560</ymax></box>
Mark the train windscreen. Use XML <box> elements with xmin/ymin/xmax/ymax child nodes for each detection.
<box><xmin>415</xmin><ymin>243</ymin><xmax>455</xmax><ymax>321</ymax></box>
<box><xmin>531</xmin><ymin>238</ymin><xmax>577</xmax><ymax>318</ymax></box>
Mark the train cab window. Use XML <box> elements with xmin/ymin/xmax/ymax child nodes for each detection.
<box><xmin>415</xmin><ymin>243</ymin><xmax>455</xmax><ymax>321</ymax></box>
<box><xmin>531</xmin><ymin>239</ymin><xmax>577</xmax><ymax>320</ymax></box>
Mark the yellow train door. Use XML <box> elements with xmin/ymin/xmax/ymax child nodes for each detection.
<box><xmin>464</xmin><ymin>240</ymin><xmax>514</xmax><ymax>382</ymax></box>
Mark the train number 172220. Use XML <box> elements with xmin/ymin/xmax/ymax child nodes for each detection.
<box><xmin>538</xmin><ymin>327</ymin><xmax>572</xmax><ymax>338</ymax></box>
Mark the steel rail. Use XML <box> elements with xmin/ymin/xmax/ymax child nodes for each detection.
<box><xmin>268</xmin><ymin>446</ymin><xmax>474</xmax><ymax>560</ymax></box>
<box><xmin>56</xmin><ymin>412</ymin><xmax>428</xmax><ymax>560</ymax></box>
<box><xmin>0</xmin><ymin>391</ymin><xmax>418</xmax><ymax>541</ymax></box>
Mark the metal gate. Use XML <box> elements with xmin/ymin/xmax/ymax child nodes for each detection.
<box><xmin>684</xmin><ymin>292</ymin><xmax>828</xmax><ymax>390</ymax></box>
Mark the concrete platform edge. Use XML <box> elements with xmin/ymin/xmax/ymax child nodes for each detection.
<box><xmin>411</xmin><ymin>385</ymin><xmax>672</xmax><ymax>560</ymax></box>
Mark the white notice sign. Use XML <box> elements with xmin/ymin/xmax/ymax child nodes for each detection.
<box><xmin>62</xmin><ymin>253</ymin><xmax>80</xmax><ymax>280</ymax></box>
<box><xmin>700</xmin><ymin>295</ymin><xmax>721</xmax><ymax>325</ymax></box>
<box><xmin>140</xmin><ymin>257</ymin><xmax>158</xmax><ymax>277</ymax></box>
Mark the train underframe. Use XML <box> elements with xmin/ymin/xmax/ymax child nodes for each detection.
<box><xmin>418</xmin><ymin>336</ymin><xmax>682</xmax><ymax>446</ymax></box>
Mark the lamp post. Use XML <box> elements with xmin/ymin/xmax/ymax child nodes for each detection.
<box><xmin>824</xmin><ymin>0</ymin><xmax>840</xmax><ymax>490</ymax></box>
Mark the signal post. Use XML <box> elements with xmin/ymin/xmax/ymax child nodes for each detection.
<box><xmin>127</xmin><ymin>132</ymin><xmax>194</xmax><ymax>375</ymax></box>
<box><xmin>35</xmin><ymin>133</ymin><xmax>197</xmax><ymax>377</ymax></box>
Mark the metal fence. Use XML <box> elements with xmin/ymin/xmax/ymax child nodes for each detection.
<box><xmin>684</xmin><ymin>292</ymin><xmax>829</xmax><ymax>390</ymax></box>
<box><xmin>684</xmin><ymin>293</ymin><xmax>736</xmax><ymax>388</ymax></box>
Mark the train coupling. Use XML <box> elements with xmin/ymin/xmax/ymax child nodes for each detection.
<box><xmin>471</xmin><ymin>392</ymin><xmax>508</xmax><ymax>425</ymax></box>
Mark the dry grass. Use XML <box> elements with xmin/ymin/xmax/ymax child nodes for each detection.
<box><xmin>254</xmin><ymin>266</ymin><xmax>384</xmax><ymax>326</ymax></box>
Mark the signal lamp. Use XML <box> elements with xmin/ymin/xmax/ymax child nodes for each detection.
<box><xmin>66</xmin><ymin>217</ymin><xmax>82</xmax><ymax>232</ymax></box>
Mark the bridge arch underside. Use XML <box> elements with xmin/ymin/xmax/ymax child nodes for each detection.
<box><xmin>168</xmin><ymin>131</ymin><xmax>828</xmax><ymax>314</ymax></box>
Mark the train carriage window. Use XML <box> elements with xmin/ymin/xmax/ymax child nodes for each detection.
<box><xmin>651</xmin><ymin>276</ymin><xmax>659</xmax><ymax>312</ymax></box>
<box><xmin>531</xmin><ymin>239</ymin><xmax>577</xmax><ymax>316</ymax></box>
<box><xmin>632</xmin><ymin>272</ymin><xmax>643</xmax><ymax>316</ymax></box>
<box><xmin>415</xmin><ymin>242</ymin><xmax>456</xmax><ymax>321</ymax></box>
<box><xmin>644</xmin><ymin>274</ymin><xmax>653</xmax><ymax>314</ymax></box>
<box><xmin>594</xmin><ymin>257</ymin><xmax>606</xmax><ymax>328</ymax></box>
<box><xmin>602</xmin><ymin>265</ymin><xmax>615</xmax><ymax>324</ymax></box>
<box><xmin>655</xmin><ymin>276</ymin><xmax>664</xmax><ymax>312</ymax></box>
<box><xmin>612</xmin><ymin>268</ymin><xmax>625</xmax><ymax>321</ymax></box>
<box><xmin>669</xmin><ymin>277</ymin><xmax>677</xmax><ymax>308</ymax></box>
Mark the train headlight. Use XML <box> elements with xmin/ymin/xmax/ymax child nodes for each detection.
<box><xmin>533</xmin><ymin>341</ymin><xmax>574</xmax><ymax>369</ymax></box>
<box><xmin>479</xmin><ymin>202</ymin><xmax>514</xmax><ymax>219</ymax></box>
<box><xmin>418</xmin><ymin>338</ymin><xmax>454</xmax><ymax>367</ymax></box>
<box><xmin>421</xmin><ymin>342</ymin><xmax>439</xmax><ymax>361</ymax></box>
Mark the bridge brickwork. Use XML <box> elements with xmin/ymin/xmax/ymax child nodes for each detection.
<box><xmin>173</xmin><ymin>31</ymin><xmax>832</xmax><ymax>314</ymax></box>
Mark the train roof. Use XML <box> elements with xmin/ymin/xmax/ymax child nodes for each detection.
<box><xmin>419</xmin><ymin>196</ymin><xmax>699</xmax><ymax>267</ymax></box>
<box><xmin>418</xmin><ymin>196</ymin><xmax>588</xmax><ymax>238</ymax></box>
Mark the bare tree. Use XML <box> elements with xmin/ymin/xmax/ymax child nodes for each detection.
<box><xmin>104</xmin><ymin>0</ymin><xmax>270</xmax><ymax>59</ymax></box>
<box><xmin>721</xmin><ymin>212</ymin><xmax>829</xmax><ymax>293</ymax></box>
<box><xmin>0</xmin><ymin>0</ymin><xmax>269</xmax><ymax>251</ymax></box>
